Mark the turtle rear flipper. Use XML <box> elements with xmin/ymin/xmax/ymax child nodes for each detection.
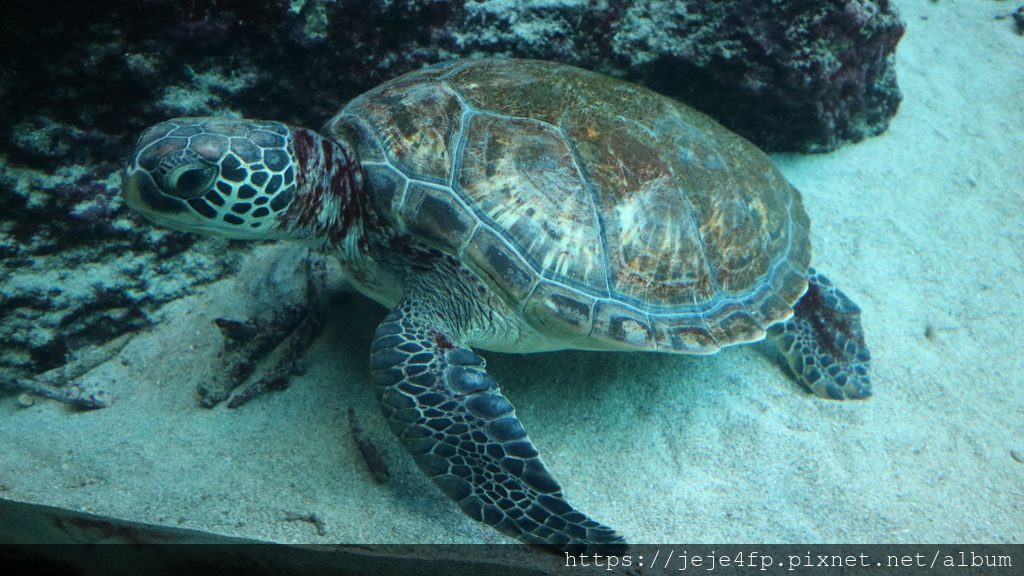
<box><xmin>767</xmin><ymin>267</ymin><xmax>872</xmax><ymax>400</ymax></box>
<box><xmin>370</xmin><ymin>296</ymin><xmax>626</xmax><ymax>555</ymax></box>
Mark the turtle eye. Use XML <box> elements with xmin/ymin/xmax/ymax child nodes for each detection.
<box><xmin>164</xmin><ymin>164</ymin><xmax>218</xmax><ymax>199</ymax></box>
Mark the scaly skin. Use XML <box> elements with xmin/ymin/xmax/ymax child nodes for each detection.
<box><xmin>768</xmin><ymin>267</ymin><xmax>872</xmax><ymax>400</ymax></box>
<box><xmin>370</xmin><ymin>269</ymin><xmax>625</xmax><ymax>554</ymax></box>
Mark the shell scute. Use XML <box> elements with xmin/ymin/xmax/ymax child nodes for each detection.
<box><xmin>461</xmin><ymin>226</ymin><xmax>538</xmax><ymax>305</ymax></box>
<box><xmin>345</xmin><ymin>79</ymin><xmax>464</xmax><ymax>185</ymax></box>
<box><xmin>654</xmin><ymin>315</ymin><xmax>720</xmax><ymax>354</ymax></box>
<box><xmin>772</xmin><ymin>261</ymin><xmax>811</xmax><ymax>310</ymax></box>
<box><xmin>754</xmin><ymin>289</ymin><xmax>794</xmax><ymax>328</ymax></box>
<box><xmin>442</xmin><ymin>59</ymin><xmax>573</xmax><ymax>126</ymax></box>
<box><xmin>359</xmin><ymin>163</ymin><xmax>408</xmax><ymax>226</ymax></box>
<box><xmin>702</xmin><ymin>302</ymin><xmax>764</xmax><ymax>347</ymax></box>
<box><xmin>399</xmin><ymin>182</ymin><xmax>477</xmax><ymax>253</ymax></box>
<box><xmin>522</xmin><ymin>281</ymin><xmax>595</xmax><ymax>342</ymax></box>
<box><xmin>590</xmin><ymin>300</ymin><xmax>656</xmax><ymax>351</ymax></box>
<box><xmin>456</xmin><ymin>113</ymin><xmax>607</xmax><ymax>292</ymax></box>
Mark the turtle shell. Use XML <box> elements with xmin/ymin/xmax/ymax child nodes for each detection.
<box><xmin>326</xmin><ymin>58</ymin><xmax>811</xmax><ymax>354</ymax></box>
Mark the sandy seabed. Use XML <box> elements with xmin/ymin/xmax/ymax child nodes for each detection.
<box><xmin>1</xmin><ymin>0</ymin><xmax>1021</xmax><ymax>572</ymax></box>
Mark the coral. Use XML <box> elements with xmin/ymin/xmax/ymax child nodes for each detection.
<box><xmin>0</xmin><ymin>333</ymin><xmax>128</xmax><ymax>409</ymax></box>
<box><xmin>348</xmin><ymin>408</ymin><xmax>391</xmax><ymax>484</ymax></box>
<box><xmin>196</xmin><ymin>254</ymin><xmax>330</xmax><ymax>409</ymax></box>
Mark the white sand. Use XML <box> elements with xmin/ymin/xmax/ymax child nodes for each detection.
<box><xmin>2</xmin><ymin>0</ymin><xmax>1022</xmax><ymax>567</ymax></box>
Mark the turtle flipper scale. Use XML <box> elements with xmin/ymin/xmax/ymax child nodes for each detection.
<box><xmin>370</xmin><ymin>300</ymin><xmax>626</xmax><ymax>555</ymax></box>
<box><xmin>767</xmin><ymin>267</ymin><xmax>872</xmax><ymax>400</ymax></box>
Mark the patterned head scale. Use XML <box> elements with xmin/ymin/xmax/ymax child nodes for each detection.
<box><xmin>122</xmin><ymin>117</ymin><xmax>299</xmax><ymax>238</ymax></box>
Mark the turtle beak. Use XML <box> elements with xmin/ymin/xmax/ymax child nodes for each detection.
<box><xmin>121</xmin><ymin>167</ymin><xmax>189</xmax><ymax>216</ymax></box>
<box><xmin>121</xmin><ymin>166</ymin><xmax>219</xmax><ymax>234</ymax></box>
<box><xmin>120</xmin><ymin>167</ymin><xmax>148</xmax><ymax>212</ymax></box>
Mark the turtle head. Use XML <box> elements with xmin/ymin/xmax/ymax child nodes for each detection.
<box><xmin>122</xmin><ymin>117</ymin><xmax>364</xmax><ymax>247</ymax></box>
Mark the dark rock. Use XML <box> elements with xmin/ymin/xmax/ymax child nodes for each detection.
<box><xmin>606</xmin><ymin>0</ymin><xmax>906</xmax><ymax>152</ymax></box>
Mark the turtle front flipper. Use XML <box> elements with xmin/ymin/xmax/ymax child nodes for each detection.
<box><xmin>767</xmin><ymin>267</ymin><xmax>872</xmax><ymax>400</ymax></box>
<box><xmin>370</xmin><ymin>301</ymin><xmax>626</xmax><ymax>555</ymax></box>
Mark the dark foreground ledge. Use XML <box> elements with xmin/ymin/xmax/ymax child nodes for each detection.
<box><xmin>2</xmin><ymin>498</ymin><xmax>1017</xmax><ymax>576</ymax></box>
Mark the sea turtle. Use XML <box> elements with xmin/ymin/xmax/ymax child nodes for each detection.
<box><xmin>121</xmin><ymin>58</ymin><xmax>871</xmax><ymax>553</ymax></box>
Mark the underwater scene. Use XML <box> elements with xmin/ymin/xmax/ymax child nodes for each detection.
<box><xmin>1</xmin><ymin>0</ymin><xmax>1022</xmax><ymax>572</ymax></box>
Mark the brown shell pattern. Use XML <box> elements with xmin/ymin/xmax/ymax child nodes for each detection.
<box><xmin>326</xmin><ymin>59</ymin><xmax>811</xmax><ymax>353</ymax></box>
